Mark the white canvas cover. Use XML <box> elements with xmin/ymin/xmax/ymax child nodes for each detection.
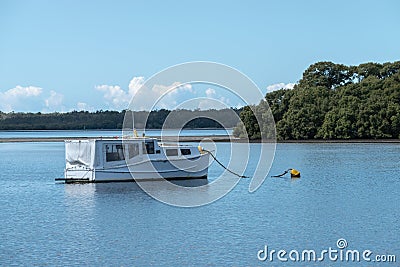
<box><xmin>65</xmin><ymin>140</ymin><xmax>96</xmax><ymax>168</ymax></box>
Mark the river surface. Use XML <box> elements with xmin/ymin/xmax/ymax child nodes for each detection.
<box><xmin>0</xmin><ymin>135</ymin><xmax>399</xmax><ymax>266</ymax></box>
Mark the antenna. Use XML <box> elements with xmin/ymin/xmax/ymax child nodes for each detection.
<box><xmin>123</xmin><ymin>109</ymin><xmax>135</xmax><ymax>138</ymax></box>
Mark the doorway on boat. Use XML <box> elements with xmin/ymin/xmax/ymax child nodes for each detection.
<box><xmin>143</xmin><ymin>140</ymin><xmax>155</xmax><ymax>154</ymax></box>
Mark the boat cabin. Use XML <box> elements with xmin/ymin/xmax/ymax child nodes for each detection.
<box><xmin>64</xmin><ymin>137</ymin><xmax>206</xmax><ymax>182</ymax></box>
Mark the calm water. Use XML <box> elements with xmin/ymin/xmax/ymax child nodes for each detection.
<box><xmin>0</xmin><ymin>141</ymin><xmax>399</xmax><ymax>266</ymax></box>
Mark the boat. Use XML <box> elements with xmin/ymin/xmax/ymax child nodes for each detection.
<box><xmin>58</xmin><ymin>137</ymin><xmax>209</xmax><ymax>183</ymax></box>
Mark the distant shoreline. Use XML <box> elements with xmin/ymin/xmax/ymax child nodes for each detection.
<box><xmin>277</xmin><ymin>139</ymin><xmax>400</xmax><ymax>143</ymax></box>
<box><xmin>0</xmin><ymin>137</ymin><xmax>399</xmax><ymax>143</ymax></box>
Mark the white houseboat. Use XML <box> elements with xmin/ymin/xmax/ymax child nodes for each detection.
<box><xmin>60</xmin><ymin>137</ymin><xmax>209</xmax><ymax>183</ymax></box>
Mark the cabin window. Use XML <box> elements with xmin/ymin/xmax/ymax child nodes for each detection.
<box><xmin>127</xmin><ymin>143</ymin><xmax>140</xmax><ymax>159</ymax></box>
<box><xmin>166</xmin><ymin>149</ymin><xmax>178</xmax><ymax>156</ymax></box>
<box><xmin>180</xmin><ymin>148</ymin><xmax>191</xmax><ymax>156</ymax></box>
<box><xmin>105</xmin><ymin>144</ymin><xmax>125</xmax><ymax>162</ymax></box>
<box><xmin>143</xmin><ymin>141</ymin><xmax>155</xmax><ymax>154</ymax></box>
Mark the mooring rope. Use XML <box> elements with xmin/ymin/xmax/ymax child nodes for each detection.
<box><xmin>271</xmin><ymin>169</ymin><xmax>290</xmax><ymax>177</ymax></box>
<box><xmin>271</xmin><ymin>168</ymin><xmax>301</xmax><ymax>178</ymax></box>
<box><xmin>203</xmin><ymin>149</ymin><xmax>249</xmax><ymax>178</ymax></box>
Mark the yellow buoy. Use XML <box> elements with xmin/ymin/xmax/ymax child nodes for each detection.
<box><xmin>290</xmin><ymin>169</ymin><xmax>301</xmax><ymax>178</ymax></box>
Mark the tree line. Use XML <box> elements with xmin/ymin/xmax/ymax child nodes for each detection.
<box><xmin>0</xmin><ymin>108</ymin><xmax>241</xmax><ymax>130</ymax></box>
<box><xmin>233</xmin><ymin>61</ymin><xmax>400</xmax><ymax>140</ymax></box>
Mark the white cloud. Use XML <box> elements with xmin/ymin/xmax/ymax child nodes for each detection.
<box><xmin>196</xmin><ymin>89</ymin><xmax>232</xmax><ymax>110</ymax></box>
<box><xmin>44</xmin><ymin>90</ymin><xmax>64</xmax><ymax>110</ymax></box>
<box><xmin>145</xmin><ymin>82</ymin><xmax>192</xmax><ymax>109</ymax></box>
<box><xmin>205</xmin><ymin>88</ymin><xmax>216</xmax><ymax>97</ymax></box>
<box><xmin>219</xmin><ymin>96</ymin><xmax>231</xmax><ymax>105</ymax></box>
<box><xmin>96</xmin><ymin>77</ymin><xmax>148</xmax><ymax>109</ymax></box>
<box><xmin>151</xmin><ymin>82</ymin><xmax>192</xmax><ymax>96</ymax></box>
<box><xmin>77</xmin><ymin>102</ymin><xmax>88</xmax><ymax>111</ymax></box>
<box><xmin>0</xmin><ymin>85</ymin><xmax>43</xmax><ymax>112</ymax></box>
<box><xmin>75</xmin><ymin>102</ymin><xmax>96</xmax><ymax>112</ymax></box>
<box><xmin>197</xmin><ymin>99</ymin><xmax>228</xmax><ymax>110</ymax></box>
<box><xmin>128</xmin><ymin>76</ymin><xmax>145</xmax><ymax>98</ymax></box>
<box><xmin>266</xmin><ymin>82</ymin><xmax>296</xmax><ymax>93</ymax></box>
<box><xmin>97</xmin><ymin>77</ymin><xmax>196</xmax><ymax>110</ymax></box>
<box><xmin>4</xmin><ymin>85</ymin><xmax>42</xmax><ymax>97</ymax></box>
<box><xmin>95</xmin><ymin>84</ymin><xmax>131</xmax><ymax>109</ymax></box>
<box><xmin>97</xmin><ymin>77</ymin><xmax>248</xmax><ymax>111</ymax></box>
<box><xmin>172</xmin><ymin>83</ymin><xmax>192</xmax><ymax>94</ymax></box>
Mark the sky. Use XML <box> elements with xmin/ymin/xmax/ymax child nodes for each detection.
<box><xmin>0</xmin><ymin>0</ymin><xmax>399</xmax><ymax>112</ymax></box>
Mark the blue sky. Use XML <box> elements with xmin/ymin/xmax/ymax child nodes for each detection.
<box><xmin>0</xmin><ymin>0</ymin><xmax>399</xmax><ymax>112</ymax></box>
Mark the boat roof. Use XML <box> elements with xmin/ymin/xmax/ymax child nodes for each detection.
<box><xmin>65</xmin><ymin>137</ymin><xmax>157</xmax><ymax>143</ymax></box>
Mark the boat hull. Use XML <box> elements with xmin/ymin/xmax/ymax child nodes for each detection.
<box><xmin>64</xmin><ymin>153</ymin><xmax>209</xmax><ymax>183</ymax></box>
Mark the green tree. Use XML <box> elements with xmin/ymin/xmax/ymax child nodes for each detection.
<box><xmin>299</xmin><ymin>61</ymin><xmax>353</xmax><ymax>89</ymax></box>
<box><xmin>234</xmin><ymin>60</ymin><xmax>400</xmax><ymax>140</ymax></box>
<box><xmin>234</xmin><ymin>106</ymin><xmax>260</xmax><ymax>139</ymax></box>
<box><xmin>277</xmin><ymin>86</ymin><xmax>332</xmax><ymax>139</ymax></box>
